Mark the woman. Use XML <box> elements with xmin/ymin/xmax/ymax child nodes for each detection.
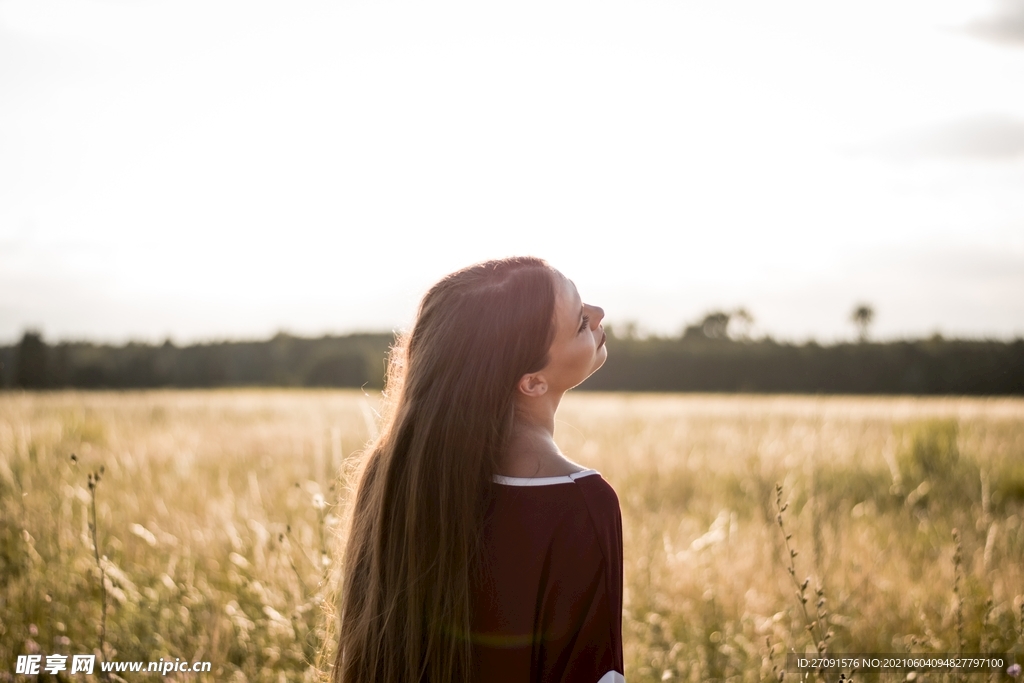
<box><xmin>333</xmin><ymin>256</ymin><xmax>624</xmax><ymax>683</ymax></box>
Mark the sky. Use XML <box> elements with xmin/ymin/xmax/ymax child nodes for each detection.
<box><xmin>2</xmin><ymin>0</ymin><xmax>1023</xmax><ymax>345</ymax></box>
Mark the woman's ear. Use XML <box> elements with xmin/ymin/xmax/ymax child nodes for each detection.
<box><xmin>517</xmin><ymin>372</ymin><xmax>548</xmax><ymax>398</ymax></box>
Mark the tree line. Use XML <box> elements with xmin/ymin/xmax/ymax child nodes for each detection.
<box><xmin>0</xmin><ymin>332</ymin><xmax>394</xmax><ymax>390</ymax></box>
<box><xmin>2</xmin><ymin>326</ymin><xmax>1022</xmax><ymax>394</ymax></box>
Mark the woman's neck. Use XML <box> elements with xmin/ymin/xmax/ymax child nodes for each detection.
<box><xmin>499</xmin><ymin>394</ymin><xmax>586</xmax><ymax>478</ymax></box>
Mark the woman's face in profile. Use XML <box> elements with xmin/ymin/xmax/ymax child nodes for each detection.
<box><xmin>542</xmin><ymin>271</ymin><xmax>607</xmax><ymax>392</ymax></box>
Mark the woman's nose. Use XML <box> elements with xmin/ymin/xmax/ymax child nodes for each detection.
<box><xmin>587</xmin><ymin>304</ymin><xmax>605</xmax><ymax>328</ymax></box>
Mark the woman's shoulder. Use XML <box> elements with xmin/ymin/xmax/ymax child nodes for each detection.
<box><xmin>492</xmin><ymin>467</ymin><xmax>600</xmax><ymax>487</ymax></box>
<box><xmin>568</xmin><ymin>472</ymin><xmax>622</xmax><ymax>551</ymax></box>
<box><xmin>485</xmin><ymin>469</ymin><xmax>621</xmax><ymax>578</ymax></box>
<box><xmin>571</xmin><ymin>469</ymin><xmax>620</xmax><ymax>507</ymax></box>
<box><xmin>491</xmin><ymin>469</ymin><xmax>621</xmax><ymax>532</ymax></box>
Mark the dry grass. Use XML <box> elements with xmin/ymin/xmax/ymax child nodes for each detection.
<box><xmin>1</xmin><ymin>390</ymin><xmax>1022</xmax><ymax>681</ymax></box>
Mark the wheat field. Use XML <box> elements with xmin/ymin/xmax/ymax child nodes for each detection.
<box><xmin>1</xmin><ymin>390</ymin><xmax>1022</xmax><ymax>682</ymax></box>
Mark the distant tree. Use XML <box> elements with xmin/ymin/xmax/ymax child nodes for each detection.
<box><xmin>703</xmin><ymin>312</ymin><xmax>731</xmax><ymax>339</ymax></box>
<box><xmin>730</xmin><ymin>307</ymin><xmax>754</xmax><ymax>340</ymax></box>
<box><xmin>851</xmin><ymin>303</ymin><xmax>875</xmax><ymax>342</ymax></box>
<box><xmin>683</xmin><ymin>311</ymin><xmax>732</xmax><ymax>340</ymax></box>
<box><xmin>15</xmin><ymin>330</ymin><xmax>49</xmax><ymax>388</ymax></box>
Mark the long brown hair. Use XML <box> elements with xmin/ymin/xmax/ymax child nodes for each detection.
<box><xmin>332</xmin><ymin>257</ymin><xmax>557</xmax><ymax>683</ymax></box>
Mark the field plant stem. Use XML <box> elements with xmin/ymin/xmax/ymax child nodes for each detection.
<box><xmin>87</xmin><ymin>467</ymin><xmax>111</xmax><ymax>681</ymax></box>
<box><xmin>282</xmin><ymin>525</ymin><xmax>312</xmax><ymax>599</ymax></box>
<box><xmin>290</xmin><ymin>553</ymin><xmax>309</xmax><ymax>597</ymax></box>
<box><xmin>317</xmin><ymin>506</ymin><xmax>327</xmax><ymax>570</ymax></box>
<box><xmin>951</xmin><ymin>528</ymin><xmax>965</xmax><ymax>683</ymax></box>
<box><xmin>766</xmin><ymin>635</ymin><xmax>784</xmax><ymax>682</ymax></box>
<box><xmin>775</xmin><ymin>483</ymin><xmax>836</xmax><ymax>681</ymax></box>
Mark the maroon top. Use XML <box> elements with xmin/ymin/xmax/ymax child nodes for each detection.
<box><xmin>470</xmin><ymin>470</ymin><xmax>625</xmax><ymax>683</ymax></box>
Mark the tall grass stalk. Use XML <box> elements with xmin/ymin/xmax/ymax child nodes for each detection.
<box><xmin>775</xmin><ymin>483</ymin><xmax>836</xmax><ymax>681</ymax></box>
<box><xmin>952</xmin><ymin>528</ymin><xmax>965</xmax><ymax>683</ymax></box>
<box><xmin>87</xmin><ymin>464</ymin><xmax>111</xmax><ymax>681</ymax></box>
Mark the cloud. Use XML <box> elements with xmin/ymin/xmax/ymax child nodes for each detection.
<box><xmin>883</xmin><ymin>115</ymin><xmax>1024</xmax><ymax>161</ymax></box>
<box><xmin>967</xmin><ymin>0</ymin><xmax>1024</xmax><ymax>45</ymax></box>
